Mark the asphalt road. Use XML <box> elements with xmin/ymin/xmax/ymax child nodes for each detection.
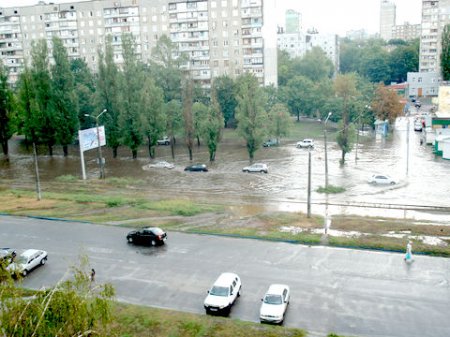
<box><xmin>1</xmin><ymin>215</ymin><xmax>449</xmax><ymax>337</ymax></box>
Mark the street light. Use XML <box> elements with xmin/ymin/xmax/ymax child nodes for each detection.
<box><xmin>85</xmin><ymin>109</ymin><xmax>107</xmax><ymax>179</ymax></box>
<box><xmin>324</xmin><ymin>112</ymin><xmax>332</xmax><ymax>188</ymax></box>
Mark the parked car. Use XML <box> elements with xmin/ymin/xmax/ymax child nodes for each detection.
<box><xmin>157</xmin><ymin>136</ymin><xmax>170</xmax><ymax>145</ymax></box>
<box><xmin>296</xmin><ymin>138</ymin><xmax>314</xmax><ymax>148</ymax></box>
<box><xmin>368</xmin><ymin>174</ymin><xmax>397</xmax><ymax>185</ymax></box>
<box><xmin>263</xmin><ymin>139</ymin><xmax>278</xmax><ymax>147</ymax></box>
<box><xmin>242</xmin><ymin>163</ymin><xmax>268</xmax><ymax>173</ymax></box>
<box><xmin>6</xmin><ymin>249</ymin><xmax>47</xmax><ymax>276</ymax></box>
<box><xmin>259</xmin><ymin>284</ymin><xmax>290</xmax><ymax>324</ymax></box>
<box><xmin>204</xmin><ymin>272</ymin><xmax>241</xmax><ymax>315</ymax></box>
<box><xmin>184</xmin><ymin>163</ymin><xmax>208</xmax><ymax>172</ymax></box>
<box><xmin>146</xmin><ymin>161</ymin><xmax>175</xmax><ymax>169</ymax></box>
<box><xmin>414</xmin><ymin>119</ymin><xmax>423</xmax><ymax>132</ymax></box>
<box><xmin>414</xmin><ymin>100</ymin><xmax>422</xmax><ymax>108</ymax></box>
<box><xmin>126</xmin><ymin>227</ymin><xmax>167</xmax><ymax>246</ymax></box>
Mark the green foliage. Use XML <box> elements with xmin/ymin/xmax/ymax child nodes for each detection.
<box><xmin>235</xmin><ymin>73</ymin><xmax>268</xmax><ymax>161</ymax></box>
<box><xmin>51</xmin><ymin>36</ymin><xmax>79</xmax><ymax>156</ymax></box>
<box><xmin>267</xmin><ymin>103</ymin><xmax>290</xmax><ymax>142</ymax></box>
<box><xmin>212</xmin><ymin>75</ymin><xmax>237</xmax><ymax>128</ymax></box>
<box><xmin>71</xmin><ymin>58</ymin><xmax>96</xmax><ymax>130</ymax></box>
<box><xmin>163</xmin><ymin>100</ymin><xmax>183</xmax><ymax>159</ymax></box>
<box><xmin>0</xmin><ymin>257</ymin><xmax>115</xmax><ymax>337</ymax></box>
<box><xmin>0</xmin><ymin>64</ymin><xmax>15</xmax><ymax>157</ymax></box>
<box><xmin>441</xmin><ymin>24</ymin><xmax>450</xmax><ymax>81</ymax></box>
<box><xmin>293</xmin><ymin>46</ymin><xmax>335</xmax><ymax>81</ymax></box>
<box><xmin>182</xmin><ymin>78</ymin><xmax>195</xmax><ymax>160</ymax></box>
<box><xmin>199</xmin><ymin>92</ymin><xmax>223</xmax><ymax>161</ymax></box>
<box><xmin>55</xmin><ymin>174</ymin><xmax>78</xmax><ymax>183</ymax></box>
<box><xmin>96</xmin><ymin>35</ymin><xmax>122</xmax><ymax>157</ymax></box>
<box><xmin>283</xmin><ymin>75</ymin><xmax>315</xmax><ymax>120</ymax></box>
<box><xmin>316</xmin><ymin>185</ymin><xmax>346</xmax><ymax>194</ymax></box>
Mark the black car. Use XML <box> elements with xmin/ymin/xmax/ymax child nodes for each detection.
<box><xmin>126</xmin><ymin>227</ymin><xmax>167</xmax><ymax>246</ymax></box>
<box><xmin>184</xmin><ymin>163</ymin><xmax>208</xmax><ymax>172</ymax></box>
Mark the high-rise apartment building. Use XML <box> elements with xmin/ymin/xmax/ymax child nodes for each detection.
<box><xmin>0</xmin><ymin>0</ymin><xmax>277</xmax><ymax>87</ymax></box>
<box><xmin>419</xmin><ymin>0</ymin><xmax>450</xmax><ymax>74</ymax></box>
<box><xmin>391</xmin><ymin>22</ymin><xmax>421</xmax><ymax>41</ymax></box>
<box><xmin>380</xmin><ymin>0</ymin><xmax>396</xmax><ymax>41</ymax></box>
<box><xmin>285</xmin><ymin>9</ymin><xmax>301</xmax><ymax>34</ymax></box>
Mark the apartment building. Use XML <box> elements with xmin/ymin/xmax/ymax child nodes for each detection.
<box><xmin>391</xmin><ymin>22</ymin><xmax>421</xmax><ymax>41</ymax></box>
<box><xmin>419</xmin><ymin>0</ymin><xmax>450</xmax><ymax>74</ymax></box>
<box><xmin>380</xmin><ymin>0</ymin><xmax>396</xmax><ymax>41</ymax></box>
<box><xmin>0</xmin><ymin>0</ymin><xmax>277</xmax><ymax>87</ymax></box>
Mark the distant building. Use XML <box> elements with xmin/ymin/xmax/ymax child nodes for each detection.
<box><xmin>380</xmin><ymin>0</ymin><xmax>396</xmax><ymax>41</ymax></box>
<box><xmin>407</xmin><ymin>71</ymin><xmax>441</xmax><ymax>97</ymax></box>
<box><xmin>345</xmin><ymin>29</ymin><xmax>370</xmax><ymax>41</ymax></box>
<box><xmin>391</xmin><ymin>22</ymin><xmax>421</xmax><ymax>41</ymax></box>
<box><xmin>285</xmin><ymin>9</ymin><xmax>301</xmax><ymax>34</ymax></box>
<box><xmin>0</xmin><ymin>0</ymin><xmax>278</xmax><ymax>87</ymax></box>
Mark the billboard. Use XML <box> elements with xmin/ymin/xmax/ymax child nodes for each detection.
<box><xmin>78</xmin><ymin>126</ymin><xmax>106</xmax><ymax>152</ymax></box>
<box><xmin>438</xmin><ymin>86</ymin><xmax>450</xmax><ymax>117</ymax></box>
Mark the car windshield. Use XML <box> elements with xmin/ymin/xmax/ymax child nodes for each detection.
<box><xmin>16</xmin><ymin>256</ymin><xmax>28</xmax><ymax>264</ymax></box>
<box><xmin>264</xmin><ymin>294</ymin><xmax>283</xmax><ymax>304</ymax></box>
<box><xmin>210</xmin><ymin>286</ymin><xmax>229</xmax><ymax>296</ymax></box>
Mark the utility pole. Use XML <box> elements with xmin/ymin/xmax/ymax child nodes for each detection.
<box><xmin>324</xmin><ymin>112</ymin><xmax>332</xmax><ymax>188</ymax></box>
<box><xmin>307</xmin><ymin>148</ymin><xmax>312</xmax><ymax>218</ymax></box>
<box><xmin>85</xmin><ymin>109</ymin><xmax>107</xmax><ymax>179</ymax></box>
<box><xmin>33</xmin><ymin>142</ymin><xmax>41</xmax><ymax>200</ymax></box>
<box><xmin>406</xmin><ymin>116</ymin><xmax>410</xmax><ymax>176</ymax></box>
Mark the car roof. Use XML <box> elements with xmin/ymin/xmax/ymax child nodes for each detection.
<box><xmin>214</xmin><ymin>272</ymin><xmax>239</xmax><ymax>286</ymax></box>
<box><xmin>19</xmin><ymin>249</ymin><xmax>43</xmax><ymax>258</ymax></box>
<box><xmin>266</xmin><ymin>284</ymin><xmax>289</xmax><ymax>295</ymax></box>
<box><xmin>144</xmin><ymin>227</ymin><xmax>163</xmax><ymax>232</ymax></box>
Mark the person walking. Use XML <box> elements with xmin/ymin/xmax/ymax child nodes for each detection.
<box><xmin>90</xmin><ymin>268</ymin><xmax>96</xmax><ymax>282</ymax></box>
<box><xmin>404</xmin><ymin>241</ymin><xmax>413</xmax><ymax>262</ymax></box>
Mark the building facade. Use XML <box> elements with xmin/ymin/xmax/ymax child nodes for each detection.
<box><xmin>391</xmin><ymin>22</ymin><xmax>421</xmax><ymax>41</ymax></box>
<box><xmin>407</xmin><ymin>71</ymin><xmax>441</xmax><ymax>97</ymax></box>
<box><xmin>380</xmin><ymin>0</ymin><xmax>396</xmax><ymax>41</ymax></box>
<box><xmin>419</xmin><ymin>0</ymin><xmax>450</xmax><ymax>74</ymax></box>
<box><xmin>0</xmin><ymin>0</ymin><xmax>277</xmax><ymax>87</ymax></box>
<box><xmin>285</xmin><ymin>9</ymin><xmax>301</xmax><ymax>34</ymax></box>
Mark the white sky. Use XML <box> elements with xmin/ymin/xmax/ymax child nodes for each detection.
<box><xmin>0</xmin><ymin>0</ymin><xmax>423</xmax><ymax>36</ymax></box>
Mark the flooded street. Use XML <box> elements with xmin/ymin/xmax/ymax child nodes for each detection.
<box><xmin>1</xmin><ymin>117</ymin><xmax>449</xmax><ymax>223</ymax></box>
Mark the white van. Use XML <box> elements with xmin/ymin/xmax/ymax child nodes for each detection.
<box><xmin>204</xmin><ymin>272</ymin><xmax>242</xmax><ymax>315</ymax></box>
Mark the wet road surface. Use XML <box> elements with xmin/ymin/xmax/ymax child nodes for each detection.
<box><xmin>2</xmin><ymin>215</ymin><xmax>449</xmax><ymax>337</ymax></box>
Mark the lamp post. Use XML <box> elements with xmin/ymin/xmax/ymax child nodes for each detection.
<box><xmin>324</xmin><ymin>112</ymin><xmax>332</xmax><ymax>188</ymax></box>
<box><xmin>85</xmin><ymin>109</ymin><xmax>107</xmax><ymax>179</ymax></box>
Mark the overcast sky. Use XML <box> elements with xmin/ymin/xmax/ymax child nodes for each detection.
<box><xmin>0</xmin><ymin>0</ymin><xmax>423</xmax><ymax>36</ymax></box>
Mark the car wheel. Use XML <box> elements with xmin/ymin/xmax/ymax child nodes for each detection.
<box><xmin>390</xmin><ymin>181</ymin><xmax>396</xmax><ymax>185</ymax></box>
<box><xmin>263</xmin><ymin>170</ymin><xmax>268</xmax><ymax>174</ymax></box>
<box><xmin>151</xmin><ymin>239</ymin><xmax>156</xmax><ymax>246</ymax></box>
<box><xmin>127</xmin><ymin>237</ymin><xmax>133</xmax><ymax>243</ymax></box>
<box><xmin>41</xmin><ymin>257</ymin><xmax>47</xmax><ymax>265</ymax></box>
<box><xmin>22</xmin><ymin>269</ymin><xmax>28</xmax><ymax>277</ymax></box>
<box><xmin>237</xmin><ymin>286</ymin><xmax>241</xmax><ymax>297</ymax></box>
<box><xmin>243</xmin><ymin>170</ymin><xmax>248</xmax><ymax>173</ymax></box>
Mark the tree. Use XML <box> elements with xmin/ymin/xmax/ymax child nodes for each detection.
<box><xmin>0</xmin><ymin>65</ymin><xmax>15</xmax><ymax>158</ymax></box>
<box><xmin>370</xmin><ymin>83</ymin><xmax>404</xmax><ymax>124</ymax></box>
<box><xmin>235</xmin><ymin>73</ymin><xmax>268</xmax><ymax>161</ymax></box>
<box><xmin>293</xmin><ymin>46</ymin><xmax>334</xmax><ymax>81</ymax></box>
<box><xmin>277</xmin><ymin>49</ymin><xmax>293</xmax><ymax>87</ymax></box>
<box><xmin>441</xmin><ymin>24</ymin><xmax>450</xmax><ymax>81</ymax></box>
<box><xmin>71</xmin><ymin>58</ymin><xmax>96</xmax><ymax>130</ymax></box>
<box><xmin>140</xmin><ymin>77</ymin><xmax>165</xmax><ymax>158</ymax></box>
<box><xmin>359</xmin><ymin>45</ymin><xmax>390</xmax><ymax>84</ymax></box>
<box><xmin>339</xmin><ymin>38</ymin><xmax>364</xmax><ymax>74</ymax></box>
<box><xmin>118</xmin><ymin>33</ymin><xmax>145</xmax><ymax>159</ymax></box>
<box><xmin>212</xmin><ymin>76</ymin><xmax>237</xmax><ymax>128</ymax></box>
<box><xmin>267</xmin><ymin>103</ymin><xmax>290</xmax><ymax>143</ymax></box>
<box><xmin>388</xmin><ymin>42</ymin><xmax>419</xmax><ymax>83</ymax></box>
<box><xmin>31</xmin><ymin>39</ymin><xmax>57</xmax><ymax>155</ymax></box>
<box><xmin>0</xmin><ymin>257</ymin><xmax>115</xmax><ymax>336</ymax></box>
<box><xmin>284</xmin><ymin>75</ymin><xmax>315</xmax><ymax>121</ymax></box>
<box><xmin>163</xmin><ymin>99</ymin><xmax>183</xmax><ymax>159</ymax></box>
<box><xmin>334</xmin><ymin>73</ymin><xmax>358</xmax><ymax>165</ymax></box>
<box><xmin>199</xmin><ymin>92</ymin><xmax>223</xmax><ymax>162</ymax></box>
<box><xmin>51</xmin><ymin>36</ymin><xmax>79</xmax><ymax>156</ymax></box>
<box><xmin>96</xmin><ymin>35</ymin><xmax>121</xmax><ymax>158</ymax></box>
<box><xmin>182</xmin><ymin>77</ymin><xmax>195</xmax><ymax>161</ymax></box>
<box><xmin>192</xmin><ymin>101</ymin><xmax>209</xmax><ymax>146</ymax></box>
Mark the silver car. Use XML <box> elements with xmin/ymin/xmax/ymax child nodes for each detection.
<box><xmin>242</xmin><ymin>163</ymin><xmax>268</xmax><ymax>173</ymax></box>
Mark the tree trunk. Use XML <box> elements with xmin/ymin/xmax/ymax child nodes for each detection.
<box><xmin>132</xmin><ymin>149</ymin><xmax>137</xmax><ymax>159</ymax></box>
<box><xmin>63</xmin><ymin>145</ymin><xmax>68</xmax><ymax>157</ymax></box>
<box><xmin>196</xmin><ymin>135</ymin><xmax>200</xmax><ymax>147</ymax></box>
<box><xmin>113</xmin><ymin>146</ymin><xmax>118</xmax><ymax>158</ymax></box>
<box><xmin>48</xmin><ymin>144</ymin><xmax>53</xmax><ymax>156</ymax></box>
<box><xmin>1</xmin><ymin>140</ymin><xmax>8</xmax><ymax>156</ymax></box>
<box><xmin>188</xmin><ymin>146</ymin><xmax>193</xmax><ymax>161</ymax></box>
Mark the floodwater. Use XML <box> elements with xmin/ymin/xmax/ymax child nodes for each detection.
<box><xmin>1</xmin><ymin>116</ymin><xmax>449</xmax><ymax>223</ymax></box>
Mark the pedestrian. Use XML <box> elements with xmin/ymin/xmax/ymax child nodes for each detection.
<box><xmin>90</xmin><ymin>268</ymin><xmax>95</xmax><ymax>282</ymax></box>
<box><xmin>404</xmin><ymin>241</ymin><xmax>413</xmax><ymax>262</ymax></box>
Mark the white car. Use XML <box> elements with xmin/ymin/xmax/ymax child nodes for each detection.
<box><xmin>296</xmin><ymin>138</ymin><xmax>314</xmax><ymax>148</ymax></box>
<box><xmin>7</xmin><ymin>249</ymin><xmax>48</xmax><ymax>276</ymax></box>
<box><xmin>260</xmin><ymin>284</ymin><xmax>290</xmax><ymax>324</ymax></box>
<box><xmin>204</xmin><ymin>272</ymin><xmax>241</xmax><ymax>315</ymax></box>
<box><xmin>157</xmin><ymin>136</ymin><xmax>170</xmax><ymax>145</ymax></box>
<box><xmin>146</xmin><ymin>161</ymin><xmax>174</xmax><ymax>169</ymax></box>
<box><xmin>242</xmin><ymin>163</ymin><xmax>268</xmax><ymax>173</ymax></box>
<box><xmin>368</xmin><ymin>174</ymin><xmax>397</xmax><ymax>185</ymax></box>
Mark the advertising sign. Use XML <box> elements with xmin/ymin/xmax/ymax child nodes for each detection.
<box><xmin>78</xmin><ymin>126</ymin><xmax>106</xmax><ymax>152</ymax></box>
